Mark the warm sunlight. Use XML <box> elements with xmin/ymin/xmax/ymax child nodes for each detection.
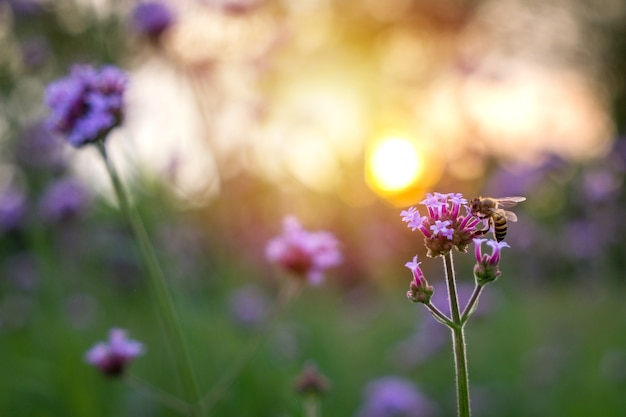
<box><xmin>366</xmin><ymin>135</ymin><xmax>423</xmax><ymax>193</ymax></box>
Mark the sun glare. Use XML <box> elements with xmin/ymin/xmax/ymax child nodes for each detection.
<box><xmin>366</xmin><ymin>136</ymin><xmax>423</xmax><ymax>193</ymax></box>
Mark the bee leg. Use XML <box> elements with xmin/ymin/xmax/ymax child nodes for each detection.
<box><xmin>473</xmin><ymin>229</ymin><xmax>488</xmax><ymax>238</ymax></box>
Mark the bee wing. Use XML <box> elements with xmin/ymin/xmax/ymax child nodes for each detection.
<box><xmin>495</xmin><ymin>196</ymin><xmax>526</xmax><ymax>208</ymax></box>
<box><xmin>502</xmin><ymin>210</ymin><xmax>518</xmax><ymax>222</ymax></box>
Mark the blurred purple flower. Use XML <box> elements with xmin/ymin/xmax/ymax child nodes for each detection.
<box><xmin>131</xmin><ymin>2</ymin><xmax>175</xmax><ymax>39</ymax></box>
<box><xmin>0</xmin><ymin>187</ymin><xmax>27</xmax><ymax>232</ymax></box>
<box><xmin>85</xmin><ymin>328</ymin><xmax>144</xmax><ymax>376</ymax></box>
<box><xmin>228</xmin><ymin>285</ymin><xmax>270</xmax><ymax>327</ymax></box>
<box><xmin>581</xmin><ymin>167</ymin><xmax>621</xmax><ymax>202</ymax></box>
<box><xmin>6</xmin><ymin>0</ymin><xmax>43</xmax><ymax>15</ymax></box>
<box><xmin>44</xmin><ymin>65</ymin><xmax>128</xmax><ymax>147</ymax></box>
<box><xmin>355</xmin><ymin>376</ymin><xmax>438</xmax><ymax>417</ymax></box>
<box><xmin>266</xmin><ymin>216</ymin><xmax>342</xmax><ymax>285</ymax></box>
<box><xmin>560</xmin><ymin>219</ymin><xmax>603</xmax><ymax>259</ymax></box>
<box><xmin>38</xmin><ymin>178</ymin><xmax>90</xmax><ymax>223</ymax></box>
<box><xmin>17</xmin><ymin>120</ymin><xmax>67</xmax><ymax>171</ymax></box>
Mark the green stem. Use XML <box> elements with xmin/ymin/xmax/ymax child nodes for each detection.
<box><xmin>461</xmin><ymin>285</ymin><xmax>484</xmax><ymax>325</ymax></box>
<box><xmin>126</xmin><ymin>374</ymin><xmax>192</xmax><ymax>414</ymax></box>
<box><xmin>424</xmin><ymin>302</ymin><xmax>454</xmax><ymax>328</ymax></box>
<box><xmin>201</xmin><ymin>279</ymin><xmax>302</xmax><ymax>412</ymax></box>
<box><xmin>303</xmin><ymin>395</ymin><xmax>321</xmax><ymax>417</ymax></box>
<box><xmin>96</xmin><ymin>142</ymin><xmax>204</xmax><ymax>417</ymax></box>
<box><xmin>443</xmin><ymin>252</ymin><xmax>471</xmax><ymax>417</ymax></box>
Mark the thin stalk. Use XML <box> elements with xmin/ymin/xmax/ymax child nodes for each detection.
<box><xmin>96</xmin><ymin>142</ymin><xmax>204</xmax><ymax>417</ymax></box>
<box><xmin>303</xmin><ymin>395</ymin><xmax>321</xmax><ymax>417</ymax></box>
<box><xmin>201</xmin><ymin>279</ymin><xmax>302</xmax><ymax>412</ymax></box>
<box><xmin>425</xmin><ymin>302</ymin><xmax>455</xmax><ymax>328</ymax></box>
<box><xmin>443</xmin><ymin>252</ymin><xmax>471</xmax><ymax>417</ymax></box>
<box><xmin>126</xmin><ymin>374</ymin><xmax>192</xmax><ymax>414</ymax></box>
<box><xmin>461</xmin><ymin>285</ymin><xmax>484</xmax><ymax>324</ymax></box>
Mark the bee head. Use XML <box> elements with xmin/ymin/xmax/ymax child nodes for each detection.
<box><xmin>469</xmin><ymin>196</ymin><xmax>482</xmax><ymax>215</ymax></box>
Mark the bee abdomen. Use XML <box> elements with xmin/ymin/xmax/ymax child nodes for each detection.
<box><xmin>492</xmin><ymin>212</ymin><xmax>508</xmax><ymax>242</ymax></box>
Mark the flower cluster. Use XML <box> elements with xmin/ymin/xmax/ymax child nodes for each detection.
<box><xmin>473</xmin><ymin>238</ymin><xmax>509</xmax><ymax>285</ymax></box>
<box><xmin>401</xmin><ymin>192</ymin><xmax>481</xmax><ymax>257</ymax></box>
<box><xmin>44</xmin><ymin>65</ymin><xmax>128</xmax><ymax>148</ymax></box>
<box><xmin>84</xmin><ymin>328</ymin><xmax>144</xmax><ymax>377</ymax></box>
<box><xmin>266</xmin><ymin>216</ymin><xmax>341</xmax><ymax>285</ymax></box>
<box><xmin>405</xmin><ymin>255</ymin><xmax>433</xmax><ymax>304</ymax></box>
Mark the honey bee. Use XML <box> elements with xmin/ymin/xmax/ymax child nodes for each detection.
<box><xmin>469</xmin><ymin>196</ymin><xmax>526</xmax><ymax>242</ymax></box>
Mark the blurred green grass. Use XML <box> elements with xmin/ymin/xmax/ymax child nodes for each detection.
<box><xmin>3</xmin><ymin>249</ymin><xmax>626</xmax><ymax>417</ymax></box>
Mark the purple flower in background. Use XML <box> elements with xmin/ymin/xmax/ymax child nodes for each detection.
<box><xmin>85</xmin><ymin>328</ymin><xmax>144</xmax><ymax>376</ymax></box>
<box><xmin>44</xmin><ymin>65</ymin><xmax>128</xmax><ymax>148</ymax></box>
<box><xmin>131</xmin><ymin>2</ymin><xmax>175</xmax><ymax>39</ymax></box>
<box><xmin>39</xmin><ymin>178</ymin><xmax>90</xmax><ymax>223</ymax></box>
<box><xmin>266</xmin><ymin>216</ymin><xmax>341</xmax><ymax>285</ymax></box>
<box><xmin>0</xmin><ymin>188</ymin><xmax>27</xmax><ymax>232</ymax></box>
<box><xmin>355</xmin><ymin>376</ymin><xmax>438</xmax><ymax>417</ymax></box>
<box><xmin>6</xmin><ymin>0</ymin><xmax>43</xmax><ymax>15</ymax></box>
<box><xmin>401</xmin><ymin>192</ymin><xmax>481</xmax><ymax>257</ymax></box>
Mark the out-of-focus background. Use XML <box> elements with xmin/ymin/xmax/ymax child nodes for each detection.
<box><xmin>2</xmin><ymin>0</ymin><xmax>626</xmax><ymax>416</ymax></box>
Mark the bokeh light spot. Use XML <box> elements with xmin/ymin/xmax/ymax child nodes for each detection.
<box><xmin>366</xmin><ymin>136</ymin><xmax>423</xmax><ymax>193</ymax></box>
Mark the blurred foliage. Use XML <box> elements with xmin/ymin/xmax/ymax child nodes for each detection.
<box><xmin>2</xmin><ymin>0</ymin><xmax>626</xmax><ymax>416</ymax></box>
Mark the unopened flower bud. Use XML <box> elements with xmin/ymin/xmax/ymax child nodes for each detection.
<box><xmin>473</xmin><ymin>239</ymin><xmax>509</xmax><ymax>286</ymax></box>
<box><xmin>294</xmin><ymin>361</ymin><xmax>330</xmax><ymax>396</ymax></box>
<box><xmin>405</xmin><ymin>256</ymin><xmax>434</xmax><ymax>304</ymax></box>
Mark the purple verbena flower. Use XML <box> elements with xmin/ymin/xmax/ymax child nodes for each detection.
<box><xmin>355</xmin><ymin>376</ymin><xmax>438</xmax><ymax>417</ymax></box>
<box><xmin>405</xmin><ymin>255</ymin><xmax>433</xmax><ymax>304</ymax></box>
<box><xmin>473</xmin><ymin>238</ymin><xmax>510</xmax><ymax>285</ymax></box>
<box><xmin>401</xmin><ymin>192</ymin><xmax>481</xmax><ymax>257</ymax></box>
<box><xmin>266</xmin><ymin>216</ymin><xmax>341</xmax><ymax>285</ymax></box>
<box><xmin>85</xmin><ymin>328</ymin><xmax>144</xmax><ymax>377</ymax></box>
<box><xmin>131</xmin><ymin>2</ymin><xmax>175</xmax><ymax>39</ymax></box>
<box><xmin>38</xmin><ymin>178</ymin><xmax>90</xmax><ymax>223</ymax></box>
<box><xmin>44</xmin><ymin>65</ymin><xmax>128</xmax><ymax>148</ymax></box>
